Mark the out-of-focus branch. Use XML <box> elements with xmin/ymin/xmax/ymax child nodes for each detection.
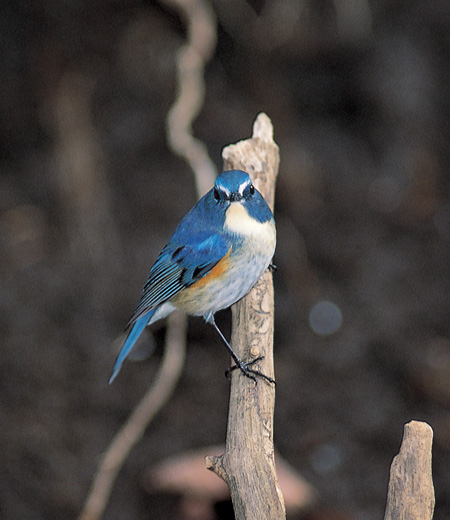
<box><xmin>161</xmin><ymin>0</ymin><xmax>218</xmax><ymax>196</ymax></box>
<box><xmin>53</xmin><ymin>71</ymin><xmax>118</xmax><ymax>268</ymax></box>
<box><xmin>384</xmin><ymin>420</ymin><xmax>435</xmax><ymax>520</ymax></box>
<box><xmin>79</xmin><ymin>311</ymin><xmax>187</xmax><ymax>520</ymax></box>
<box><xmin>79</xmin><ymin>2</ymin><xmax>218</xmax><ymax>519</ymax></box>
<box><xmin>206</xmin><ymin>113</ymin><xmax>285</xmax><ymax>519</ymax></box>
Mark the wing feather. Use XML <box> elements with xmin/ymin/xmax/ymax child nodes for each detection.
<box><xmin>127</xmin><ymin>231</ymin><xmax>230</xmax><ymax>327</ymax></box>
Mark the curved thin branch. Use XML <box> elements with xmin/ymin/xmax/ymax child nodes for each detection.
<box><xmin>161</xmin><ymin>0</ymin><xmax>218</xmax><ymax>195</ymax></box>
<box><xmin>79</xmin><ymin>2</ymin><xmax>218</xmax><ymax>519</ymax></box>
<box><xmin>78</xmin><ymin>311</ymin><xmax>187</xmax><ymax>520</ymax></box>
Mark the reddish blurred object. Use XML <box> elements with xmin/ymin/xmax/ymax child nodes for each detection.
<box><xmin>143</xmin><ymin>445</ymin><xmax>316</xmax><ymax>519</ymax></box>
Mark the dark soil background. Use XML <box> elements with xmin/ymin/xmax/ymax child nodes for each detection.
<box><xmin>1</xmin><ymin>1</ymin><xmax>450</xmax><ymax>519</ymax></box>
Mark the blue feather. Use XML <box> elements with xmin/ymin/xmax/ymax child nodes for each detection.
<box><xmin>127</xmin><ymin>231</ymin><xmax>230</xmax><ymax>326</ymax></box>
<box><xmin>109</xmin><ymin>310</ymin><xmax>154</xmax><ymax>384</ymax></box>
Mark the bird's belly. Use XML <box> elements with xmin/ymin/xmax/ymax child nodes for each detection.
<box><xmin>171</xmin><ymin>249</ymin><xmax>271</xmax><ymax>317</ymax></box>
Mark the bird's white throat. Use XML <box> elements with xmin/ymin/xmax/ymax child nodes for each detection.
<box><xmin>224</xmin><ymin>202</ymin><xmax>275</xmax><ymax>246</ymax></box>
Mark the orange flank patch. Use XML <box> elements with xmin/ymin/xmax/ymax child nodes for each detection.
<box><xmin>171</xmin><ymin>247</ymin><xmax>233</xmax><ymax>313</ymax></box>
<box><xmin>190</xmin><ymin>248</ymin><xmax>232</xmax><ymax>289</ymax></box>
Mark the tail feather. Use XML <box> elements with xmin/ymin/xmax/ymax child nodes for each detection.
<box><xmin>109</xmin><ymin>311</ymin><xmax>154</xmax><ymax>384</ymax></box>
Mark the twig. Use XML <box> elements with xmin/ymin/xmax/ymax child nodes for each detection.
<box><xmin>206</xmin><ymin>113</ymin><xmax>285</xmax><ymax>519</ymax></box>
<box><xmin>384</xmin><ymin>420</ymin><xmax>435</xmax><ymax>520</ymax></box>
<box><xmin>161</xmin><ymin>0</ymin><xmax>218</xmax><ymax>196</ymax></box>
<box><xmin>79</xmin><ymin>2</ymin><xmax>218</xmax><ymax>518</ymax></box>
<box><xmin>78</xmin><ymin>311</ymin><xmax>187</xmax><ymax>520</ymax></box>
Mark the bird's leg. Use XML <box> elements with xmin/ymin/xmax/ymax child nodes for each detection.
<box><xmin>210</xmin><ymin>317</ymin><xmax>275</xmax><ymax>385</ymax></box>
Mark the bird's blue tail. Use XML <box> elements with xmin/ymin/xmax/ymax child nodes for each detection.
<box><xmin>109</xmin><ymin>311</ymin><xmax>154</xmax><ymax>384</ymax></box>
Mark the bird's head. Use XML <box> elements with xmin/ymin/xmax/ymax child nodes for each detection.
<box><xmin>211</xmin><ymin>170</ymin><xmax>274</xmax><ymax>231</ymax></box>
<box><xmin>213</xmin><ymin>170</ymin><xmax>255</xmax><ymax>203</ymax></box>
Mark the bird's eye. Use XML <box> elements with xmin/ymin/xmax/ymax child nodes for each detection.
<box><xmin>213</xmin><ymin>188</ymin><xmax>220</xmax><ymax>201</ymax></box>
<box><xmin>249</xmin><ymin>185</ymin><xmax>255</xmax><ymax>195</ymax></box>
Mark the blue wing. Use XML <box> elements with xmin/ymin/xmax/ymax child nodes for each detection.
<box><xmin>109</xmin><ymin>231</ymin><xmax>230</xmax><ymax>384</ymax></box>
<box><xmin>128</xmin><ymin>230</ymin><xmax>230</xmax><ymax>327</ymax></box>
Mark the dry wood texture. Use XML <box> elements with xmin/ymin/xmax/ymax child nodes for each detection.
<box><xmin>206</xmin><ymin>113</ymin><xmax>285</xmax><ymax>519</ymax></box>
<box><xmin>384</xmin><ymin>420</ymin><xmax>435</xmax><ymax>520</ymax></box>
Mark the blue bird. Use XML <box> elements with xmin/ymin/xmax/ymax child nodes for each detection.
<box><xmin>109</xmin><ymin>169</ymin><xmax>276</xmax><ymax>384</ymax></box>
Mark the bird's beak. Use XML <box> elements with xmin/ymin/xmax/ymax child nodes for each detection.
<box><xmin>229</xmin><ymin>192</ymin><xmax>242</xmax><ymax>202</ymax></box>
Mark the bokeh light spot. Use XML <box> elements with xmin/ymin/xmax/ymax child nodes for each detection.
<box><xmin>309</xmin><ymin>300</ymin><xmax>343</xmax><ymax>336</ymax></box>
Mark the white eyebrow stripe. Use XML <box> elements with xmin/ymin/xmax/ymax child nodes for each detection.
<box><xmin>216</xmin><ymin>184</ymin><xmax>231</xmax><ymax>196</ymax></box>
<box><xmin>238</xmin><ymin>179</ymin><xmax>250</xmax><ymax>195</ymax></box>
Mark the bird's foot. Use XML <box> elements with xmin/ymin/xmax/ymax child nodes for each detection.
<box><xmin>269</xmin><ymin>263</ymin><xmax>277</xmax><ymax>272</ymax></box>
<box><xmin>225</xmin><ymin>356</ymin><xmax>276</xmax><ymax>385</ymax></box>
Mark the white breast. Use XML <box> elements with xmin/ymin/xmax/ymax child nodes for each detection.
<box><xmin>224</xmin><ymin>202</ymin><xmax>276</xmax><ymax>256</ymax></box>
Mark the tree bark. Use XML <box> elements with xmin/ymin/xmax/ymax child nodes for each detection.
<box><xmin>384</xmin><ymin>420</ymin><xmax>435</xmax><ymax>520</ymax></box>
<box><xmin>206</xmin><ymin>113</ymin><xmax>285</xmax><ymax>519</ymax></box>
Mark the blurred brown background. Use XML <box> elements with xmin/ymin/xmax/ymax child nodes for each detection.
<box><xmin>1</xmin><ymin>1</ymin><xmax>450</xmax><ymax>519</ymax></box>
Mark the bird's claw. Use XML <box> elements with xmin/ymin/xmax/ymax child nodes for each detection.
<box><xmin>225</xmin><ymin>356</ymin><xmax>276</xmax><ymax>385</ymax></box>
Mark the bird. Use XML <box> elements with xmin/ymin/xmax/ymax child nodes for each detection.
<box><xmin>109</xmin><ymin>169</ymin><xmax>276</xmax><ymax>384</ymax></box>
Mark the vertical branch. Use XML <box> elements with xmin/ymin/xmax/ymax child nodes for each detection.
<box><xmin>206</xmin><ymin>113</ymin><xmax>285</xmax><ymax>519</ymax></box>
<box><xmin>384</xmin><ymin>420</ymin><xmax>435</xmax><ymax>520</ymax></box>
<box><xmin>53</xmin><ymin>71</ymin><xmax>118</xmax><ymax>269</ymax></box>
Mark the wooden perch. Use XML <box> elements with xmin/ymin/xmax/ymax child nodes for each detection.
<box><xmin>384</xmin><ymin>420</ymin><xmax>435</xmax><ymax>520</ymax></box>
<box><xmin>205</xmin><ymin>113</ymin><xmax>285</xmax><ymax>519</ymax></box>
